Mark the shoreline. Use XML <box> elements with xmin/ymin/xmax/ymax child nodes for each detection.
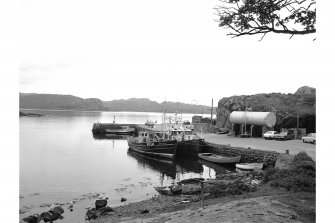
<box><xmin>87</xmin><ymin>167</ymin><xmax>315</xmax><ymax>223</ymax></box>
<box><xmin>92</xmin><ymin>185</ymin><xmax>315</xmax><ymax>223</ymax></box>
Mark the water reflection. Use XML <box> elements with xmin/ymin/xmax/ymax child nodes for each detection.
<box><xmin>92</xmin><ymin>133</ymin><xmax>130</xmax><ymax>140</ymax></box>
<box><xmin>197</xmin><ymin>159</ymin><xmax>236</xmax><ymax>174</ymax></box>
<box><xmin>127</xmin><ymin>150</ymin><xmax>177</xmax><ymax>179</ymax></box>
<box><xmin>175</xmin><ymin>156</ymin><xmax>204</xmax><ymax>174</ymax></box>
<box><xmin>126</xmin><ymin>149</ymin><xmax>237</xmax><ymax>184</ymax></box>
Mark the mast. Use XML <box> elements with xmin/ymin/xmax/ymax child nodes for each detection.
<box><xmin>163</xmin><ymin>98</ymin><xmax>166</xmax><ymax>140</ymax></box>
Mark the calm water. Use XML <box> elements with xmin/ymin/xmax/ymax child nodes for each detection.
<box><xmin>20</xmin><ymin>109</ymin><xmax>223</xmax><ymax>222</ymax></box>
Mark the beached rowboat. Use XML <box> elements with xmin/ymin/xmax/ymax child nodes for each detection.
<box><xmin>236</xmin><ymin>163</ymin><xmax>263</xmax><ymax>170</ymax></box>
<box><xmin>198</xmin><ymin>153</ymin><xmax>241</xmax><ymax>164</ymax></box>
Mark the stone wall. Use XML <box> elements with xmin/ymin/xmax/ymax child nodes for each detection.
<box><xmin>202</xmin><ymin>142</ymin><xmax>280</xmax><ymax>168</ymax></box>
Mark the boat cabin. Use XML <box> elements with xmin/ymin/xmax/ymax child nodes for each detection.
<box><xmin>167</xmin><ymin>129</ymin><xmax>197</xmax><ymax>141</ymax></box>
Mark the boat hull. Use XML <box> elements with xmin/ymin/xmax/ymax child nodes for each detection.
<box><xmin>236</xmin><ymin>163</ymin><xmax>263</xmax><ymax>170</ymax></box>
<box><xmin>198</xmin><ymin>153</ymin><xmax>241</xmax><ymax>164</ymax></box>
<box><xmin>127</xmin><ymin>140</ymin><xmax>177</xmax><ymax>159</ymax></box>
<box><xmin>105</xmin><ymin>129</ymin><xmax>135</xmax><ymax>135</ymax></box>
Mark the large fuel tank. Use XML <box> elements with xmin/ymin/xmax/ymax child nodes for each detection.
<box><xmin>229</xmin><ymin>111</ymin><xmax>276</xmax><ymax>128</ymax></box>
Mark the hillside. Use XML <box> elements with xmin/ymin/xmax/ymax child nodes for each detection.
<box><xmin>19</xmin><ymin>93</ymin><xmax>213</xmax><ymax>114</ymax></box>
<box><xmin>216</xmin><ymin>86</ymin><xmax>316</xmax><ymax>133</ymax></box>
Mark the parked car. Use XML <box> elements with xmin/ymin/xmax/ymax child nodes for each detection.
<box><xmin>302</xmin><ymin>133</ymin><xmax>316</xmax><ymax>144</ymax></box>
<box><xmin>274</xmin><ymin>132</ymin><xmax>295</xmax><ymax>140</ymax></box>
<box><xmin>263</xmin><ymin>131</ymin><xmax>279</xmax><ymax>140</ymax></box>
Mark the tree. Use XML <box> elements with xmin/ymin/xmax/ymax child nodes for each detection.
<box><xmin>216</xmin><ymin>0</ymin><xmax>316</xmax><ymax>40</ymax></box>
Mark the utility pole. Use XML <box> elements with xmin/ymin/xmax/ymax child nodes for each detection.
<box><xmin>210</xmin><ymin>98</ymin><xmax>213</xmax><ymax>125</ymax></box>
<box><xmin>296</xmin><ymin>111</ymin><xmax>299</xmax><ymax>139</ymax></box>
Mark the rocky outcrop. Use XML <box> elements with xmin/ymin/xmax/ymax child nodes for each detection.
<box><xmin>216</xmin><ymin>87</ymin><xmax>316</xmax><ymax>132</ymax></box>
<box><xmin>295</xmin><ymin>86</ymin><xmax>316</xmax><ymax>95</ymax></box>
<box><xmin>275</xmin><ymin>154</ymin><xmax>294</xmax><ymax>169</ymax></box>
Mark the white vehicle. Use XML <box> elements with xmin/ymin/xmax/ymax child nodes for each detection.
<box><xmin>263</xmin><ymin>131</ymin><xmax>279</xmax><ymax>140</ymax></box>
<box><xmin>302</xmin><ymin>133</ymin><xmax>316</xmax><ymax>144</ymax></box>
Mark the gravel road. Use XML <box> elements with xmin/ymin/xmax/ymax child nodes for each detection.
<box><xmin>198</xmin><ymin>133</ymin><xmax>315</xmax><ymax>160</ymax></box>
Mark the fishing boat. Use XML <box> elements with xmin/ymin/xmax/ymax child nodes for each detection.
<box><xmin>127</xmin><ymin>132</ymin><xmax>177</xmax><ymax>159</ymax></box>
<box><xmin>198</xmin><ymin>153</ymin><xmax>241</xmax><ymax>164</ymax></box>
<box><xmin>236</xmin><ymin>163</ymin><xmax>263</xmax><ymax>170</ymax></box>
<box><xmin>145</xmin><ymin>119</ymin><xmax>155</xmax><ymax>128</ymax></box>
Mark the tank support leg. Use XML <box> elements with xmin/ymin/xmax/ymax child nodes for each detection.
<box><xmin>250</xmin><ymin>125</ymin><xmax>254</xmax><ymax>137</ymax></box>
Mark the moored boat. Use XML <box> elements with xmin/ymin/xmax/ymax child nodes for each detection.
<box><xmin>198</xmin><ymin>153</ymin><xmax>241</xmax><ymax>164</ymax></box>
<box><xmin>105</xmin><ymin>126</ymin><xmax>135</xmax><ymax>135</ymax></box>
<box><xmin>235</xmin><ymin>163</ymin><xmax>263</xmax><ymax>170</ymax></box>
<box><xmin>127</xmin><ymin>135</ymin><xmax>177</xmax><ymax>159</ymax></box>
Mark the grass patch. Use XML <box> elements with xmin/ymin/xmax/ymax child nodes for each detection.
<box><xmin>263</xmin><ymin>152</ymin><xmax>315</xmax><ymax>192</ymax></box>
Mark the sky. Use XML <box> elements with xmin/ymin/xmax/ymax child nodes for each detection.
<box><xmin>19</xmin><ymin>0</ymin><xmax>318</xmax><ymax>106</ymax></box>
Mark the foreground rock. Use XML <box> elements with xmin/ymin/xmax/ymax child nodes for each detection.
<box><xmin>86</xmin><ymin>199</ymin><xmax>114</xmax><ymax>221</ymax></box>
<box><xmin>22</xmin><ymin>206</ymin><xmax>64</xmax><ymax>223</ymax></box>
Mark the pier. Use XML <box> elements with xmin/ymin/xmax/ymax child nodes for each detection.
<box><xmin>92</xmin><ymin>123</ymin><xmax>137</xmax><ymax>134</ymax></box>
<box><xmin>92</xmin><ymin>122</ymin><xmax>286</xmax><ymax>164</ymax></box>
<box><xmin>92</xmin><ymin>123</ymin><xmax>204</xmax><ymax>157</ymax></box>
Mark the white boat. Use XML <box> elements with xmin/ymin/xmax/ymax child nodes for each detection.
<box><xmin>105</xmin><ymin>126</ymin><xmax>135</xmax><ymax>135</ymax></box>
<box><xmin>236</xmin><ymin>163</ymin><xmax>263</xmax><ymax>170</ymax></box>
<box><xmin>198</xmin><ymin>153</ymin><xmax>241</xmax><ymax>164</ymax></box>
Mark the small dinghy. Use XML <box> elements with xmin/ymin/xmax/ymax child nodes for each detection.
<box><xmin>236</xmin><ymin>163</ymin><xmax>263</xmax><ymax>170</ymax></box>
<box><xmin>198</xmin><ymin>153</ymin><xmax>241</xmax><ymax>164</ymax></box>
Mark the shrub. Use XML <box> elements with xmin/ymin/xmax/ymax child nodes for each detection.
<box><xmin>262</xmin><ymin>152</ymin><xmax>315</xmax><ymax>192</ymax></box>
<box><xmin>293</xmin><ymin>151</ymin><xmax>313</xmax><ymax>163</ymax></box>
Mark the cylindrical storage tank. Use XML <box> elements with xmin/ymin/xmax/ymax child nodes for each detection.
<box><xmin>229</xmin><ymin>111</ymin><xmax>276</xmax><ymax>128</ymax></box>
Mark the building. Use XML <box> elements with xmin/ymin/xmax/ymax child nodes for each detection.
<box><xmin>192</xmin><ymin>116</ymin><xmax>202</xmax><ymax>124</ymax></box>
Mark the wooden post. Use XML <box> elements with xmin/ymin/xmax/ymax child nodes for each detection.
<box><xmin>201</xmin><ymin>181</ymin><xmax>204</xmax><ymax>209</ymax></box>
<box><xmin>296</xmin><ymin>111</ymin><xmax>299</xmax><ymax>139</ymax></box>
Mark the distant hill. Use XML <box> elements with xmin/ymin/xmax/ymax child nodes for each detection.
<box><xmin>216</xmin><ymin>86</ymin><xmax>316</xmax><ymax>133</ymax></box>
<box><xmin>19</xmin><ymin>93</ymin><xmax>214</xmax><ymax>114</ymax></box>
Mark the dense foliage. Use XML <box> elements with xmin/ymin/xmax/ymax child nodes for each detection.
<box><xmin>216</xmin><ymin>0</ymin><xmax>316</xmax><ymax>39</ymax></box>
<box><xmin>275</xmin><ymin>113</ymin><xmax>316</xmax><ymax>133</ymax></box>
<box><xmin>263</xmin><ymin>152</ymin><xmax>315</xmax><ymax>192</ymax></box>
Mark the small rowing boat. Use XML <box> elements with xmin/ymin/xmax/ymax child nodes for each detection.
<box><xmin>198</xmin><ymin>153</ymin><xmax>241</xmax><ymax>164</ymax></box>
<box><xmin>236</xmin><ymin>163</ymin><xmax>263</xmax><ymax>170</ymax></box>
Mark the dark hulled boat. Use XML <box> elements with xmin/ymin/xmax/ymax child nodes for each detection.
<box><xmin>127</xmin><ymin>137</ymin><xmax>177</xmax><ymax>159</ymax></box>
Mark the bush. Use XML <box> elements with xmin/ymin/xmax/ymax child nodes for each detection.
<box><xmin>262</xmin><ymin>152</ymin><xmax>315</xmax><ymax>192</ymax></box>
<box><xmin>293</xmin><ymin>151</ymin><xmax>313</xmax><ymax>163</ymax></box>
<box><xmin>292</xmin><ymin>152</ymin><xmax>315</xmax><ymax>171</ymax></box>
